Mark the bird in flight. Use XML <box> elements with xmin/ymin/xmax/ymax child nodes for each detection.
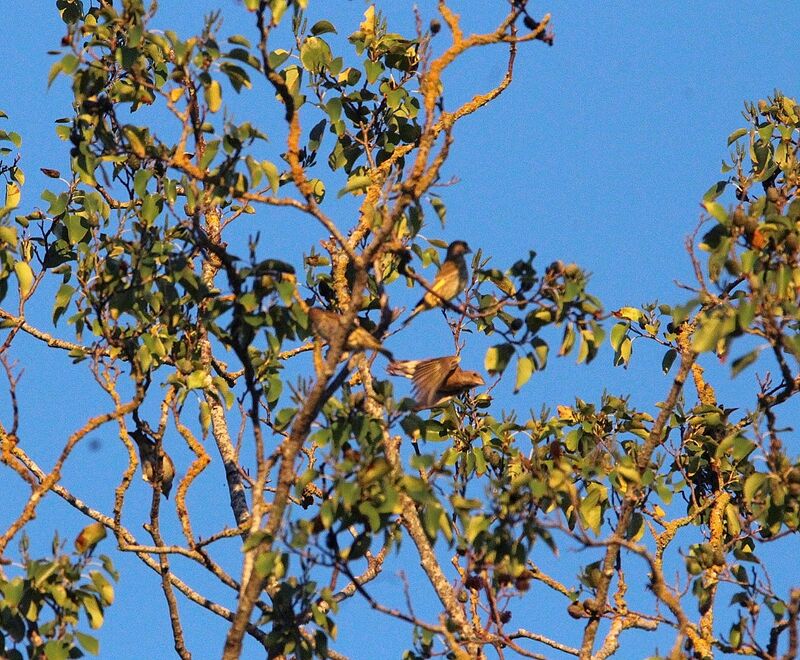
<box><xmin>387</xmin><ymin>354</ymin><xmax>485</xmax><ymax>410</ymax></box>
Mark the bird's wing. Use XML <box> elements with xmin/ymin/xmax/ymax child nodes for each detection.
<box><xmin>131</xmin><ymin>431</ymin><xmax>154</xmax><ymax>460</ymax></box>
<box><xmin>386</xmin><ymin>359</ymin><xmax>416</xmax><ymax>379</ymax></box>
<box><xmin>411</xmin><ymin>356</ymin><xmax>460</xmax><ymax>408</ymax></box>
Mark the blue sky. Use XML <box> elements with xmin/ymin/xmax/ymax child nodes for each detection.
<box><xmin>2</xmin><ymin>2</ymin><xmax>800</xmax><ymax>658</ymax></box>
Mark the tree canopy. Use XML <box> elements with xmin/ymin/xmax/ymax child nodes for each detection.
<box><xmin>2</xmin><ymin>1</ymin><xmax>800</xmax><ymax>659</ymax></box>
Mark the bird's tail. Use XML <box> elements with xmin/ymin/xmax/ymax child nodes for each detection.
<box><xmin>386</xmin><ymin>359</ymin><xmax>418</xmax><ymax>379</ymax></box>
<box><xmin>379</xmin><ymin>347</ymin><xmax>395</xmax><ymax>361</ymax></box>
<box><xmin>399</xmin><ymin>304</ymin><xmax>423</xmax><ymax>329</ymax></box>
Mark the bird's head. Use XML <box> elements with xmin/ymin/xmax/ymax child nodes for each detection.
<box><xmin>462</xmin><ymin>370</ymin><xmax>485</xmax><ymax>388</ymax></box>
<box><xmin>446</xmin><ymin>240</ymin><xmax>472</xmax><ymax>258</ymax></box>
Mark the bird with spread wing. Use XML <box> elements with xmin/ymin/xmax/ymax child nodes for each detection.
<box><xmin>387</xmin><ymin>355</ymin><xmax>485</xmax><ymax>410</ymax></box>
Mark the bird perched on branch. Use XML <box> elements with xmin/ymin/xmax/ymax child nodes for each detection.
<box><xmin>308</xmin><ymin>307</ymin><xmax>393</xmax><ymax>360</ymax></box>
<box><xmin>130</xmin><ymin>429</ymin><xmax>175</xmax><ymax>499</ymax></box>
<box><xmin>387</xmin><ymin>355</ymin><xmax>485</xmax><ymax>410</ymax></box>
<box><xmin>403</xmin><ymin>240</ymin><xmax>472</xmax><ymax>326</ymax></box>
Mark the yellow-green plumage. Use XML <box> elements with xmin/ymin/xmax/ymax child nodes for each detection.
<box><xmin>404</xmin><ymin>240</ymin><xmax>471</xmax><ymax>325</ymax></box>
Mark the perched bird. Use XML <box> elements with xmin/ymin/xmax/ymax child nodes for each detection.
<box><xmin>130</xmin><ymin>429</ymin><xmax>175</xmax><ymax>499</ymax></box>
<box><xmin>309</xmin><ymin>307</ymin><xmax>393</xmax><ymax>360</ymax></box>
<box><xmin>387</xmin><ymin>355</ymin><xmax>485</xmax><ymax>410</ymax></box>
<box><xmin>403</xmin><ymin>240</ymin><xmax>472</xmax><ymax>326</ymax></box>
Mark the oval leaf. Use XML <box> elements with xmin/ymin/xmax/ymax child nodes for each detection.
<box><xmin>14</xmin><ymin>261</ymin><xmax>33</xmax><ymax>297</ymax></box>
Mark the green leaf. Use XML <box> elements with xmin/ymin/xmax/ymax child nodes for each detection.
<box><xmin>464</xmin><ymin>515</ymin><xmax>489</xmax><ymax>543</ymax></box>
<box><xmin>300</xmin><ymin>37</ymin><xmax>332</xmax><ymax>72</ymax></box>
<box><xmin>268</xmin><ymin>49</ymin><xmax>290</xmax><ymax>69</ymax></box>
<box><xmin>0</xmin><ymin>225</ymin><xmax>17</xmax><ymax>247</ymax></box>
<box><xmin>579</xmin><ymin>489</ymin><xmax>602</xmax><ymax>535</ymax></box>
<box><xmin>731</xmin><ymin>348</ymin><xmax>760</xmax><ymax>377</ymax></box>
<box><xmin>702</xmin><ymin>180</ymin><xmax>727</xmax><ymax>202</ymax></box>
<box><xmin>47</xmin><ymin>60</ymin><xmax>64</xmax><ymax>88</ymax></box>
<box><xmin>358</xmin><ymin>502</ymin><xmax>380</xmax><ymax>531</ymax></box>
<box><xmin>514</xmin><ymin>356</ymin><xmax>534</xmax><ymax>393</ymax></box>
<box><xmin>737</xmin><ymin>300</ymin><xmax>755</xmax><ymax>327</ymax></box>
<box><xmin>732</xmin><ymin>436</ymin><xmax>756</xmax><ymax>462</ymax></box>
<box><xmin>53</xmin><ymin>284</ymin><xmax>75</xmax><ymax>325</ymax></box>
<box><xmin>4</xmin><ymin>182</ymin><xmax>20</xmax><ymax>210</ymax></box>
<box><xmin>14</xmin><ymin>261</ymin><xmax>33</xmax><ymax>297</ymax></box>
<box><xmin>43</xmin><ymin>641</ymin><xmax>69</xmax><ymax>660</ymax></box>
<box><xmin>262</xmin><ymin>160</ymin><xmax>280</xmax><ymax>193</ymax></box>
<box><xmin>337</xmin><ymin>174</ymin><xmax>371</xmax><ymax>198</ymax></box>
<box><xmin>484</xmin><ymin>344</ymin><xmax>513</xmax><ymax>375</ymax></box>
<box><xmin>692</xmin><ymin>316</ymin><xmax>723</xmax><ymax>353</ymax></box>
<box><xmin>626</xmin><ymin>512</ymin><xmax>645</xmax><ymax>541</ymax></box>
<box><xmin>472</xmin><ymin>447</ymin><xmax>487</xmax><ymax>475</ymax></box>
<box><xmin>661</xmin><ymin>348</ymin><xmax>677</xmax><ymax>374</ymax></box>
<box><xmin>123</xmin><ymin>126</ymin><xmax>147</xmax><ymax>158</ymax></box>
<box><xmin>269</xmin><ymin>0</ymin><xmax>289</xmax><ymax>22</ymax></box>
<box><xmin>205</xmin><ymin>80</ymin><xmax>222</xmax><ymax>113</ymax></box>
<box><xmin>76</xmin><ymin>632</ymin><xmax>99</xmax><ymax>656</ymax></box>
<box><xmin>228</xmin><ymin>34</ymin><xmax>252</xmax><ymax>48</ymax></box>
<box><xmin>617</xmin><ymin>337</ymin><xmax>632</xmax><ymax>366</ymax></box>
<box><xmin>727</xmin><ymin>127</ymin><xmax>748</xmax><ymax>145</ymax></box>
<box><xmin>310</xmin><ymin>178</ymin><xmax>325</xmax><ymax>202</ymax></box>
<box><xmin>311</xmin><ymin>20</ymin><xmax>337</xmax><ymax>35</ymax></box>
<box><xmin>199</xmin><ymin>140</ymin><xmax>220</xmax><ymax>171</ymax></box>
<box><xmin>743</xmin><ymin>473</ymin><xmax>766</xmax><ymax>503</ymax></box>
<box><xmin>81</xmin><ymin>594</ymin><xmax>104</xmax><ymax>629</ymax></box>
<box><xmin>364</xmin><ymin>60</ymin><xmax>383</xmax><ymax>84</ymax></box>
<box><xmin>57</xmin><ymin>0</ymin><xmax>84</xmax><ymax>23</ymax></box>
<box><xmin>64</xmin><ymin>215</ymin><xmax>88</xmax><ymax>243</ymax></box>
<box><xmin>140</xmin><ymin>194</ymin><xmax>162</xmax><ymax>226</ymax></box>
<box><xmin>220</xmin><ymin>63</ymin><xmax>252</xmax><ymax>92</ymax></box>
<box><xmin>325</xmin><ymin>97</ymin><xmax>343</xmax><ymax>123</ymax></box>
<box><xmin>702</xmin><ymin>200</ymin><xmax>728</xmax><ymax>222</ymax></box>
<box><xmin>430</xmin><ymin>196</ymin><xmax>446</xmax><ymax>227</ymax></box>
<box><xmin>346</xmin><ymin>532</ymin><xmax>371</xmax><ymax>560</ymax></box>
<box><xmin>615</xmin><ymin>307</ymin><xmax>641</xmax><ymax>322</ymax></box>
<box><xmin>133</xmin><ymin>169</ymin><xmax>152</xmax><ymax>197</ymax></box>
<box><xmin>609</xmin><ymin>322</ymin><xmax>628</xmax><ymax>352</ymax></box>
<box><xmin>531</xmin><ymin>337</ymin><xmax>549</xmax><ymax>369</ymax></box>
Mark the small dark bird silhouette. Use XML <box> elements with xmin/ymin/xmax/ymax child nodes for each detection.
<box><xmin>130</xmin><ymin>429</ymin><xmax>175</xmax><ymax>499</ymax></box>
<box><xmin>403</xmin><ymin>240</ymin><xmax>471</xmax><ymax>326</ymax></box>
<box><xmin>308</xmin><ymin>307</ymin><xmax>393</xmax><ymax>360</ymax></box>
<box><xmin>387</xmin><ymin>355</ymin><xmax>485</xmax><ymax>410</ymax></box>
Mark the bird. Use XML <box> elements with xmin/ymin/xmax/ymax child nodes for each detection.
<box><xmin>387</xmin><ymin>355</ymin><xmax>485</xmax><ymax>410</ymax></box>
<box><xmin>308</xmin><ymin>307</ymin><xmax>393</xmax><ymax>360</ymax></box>
<box><xmin>403</xmin><ymin>240</ymin><xmax>472</xmax><ymax>326</ymax></box>
<box><xmin>130</xmin><ymin>429</ymin><xmax>175</xmax><ymax>499</ymax></box>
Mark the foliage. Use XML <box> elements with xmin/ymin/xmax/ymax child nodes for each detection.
<box><xmin>1</xmin><ymin>0</ymin><xmax>799</xmax><ymax>659</ymax></box>
<box><xmin>0</xmin><ymin>532</ymin><xmax>116</xmax><ymax>660</ymax></box>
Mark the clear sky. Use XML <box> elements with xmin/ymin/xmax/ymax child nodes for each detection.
<box><xmin>2</xmin><ymin>2</ymin><xmax>800</xmax><ymax>658</ymax></box>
